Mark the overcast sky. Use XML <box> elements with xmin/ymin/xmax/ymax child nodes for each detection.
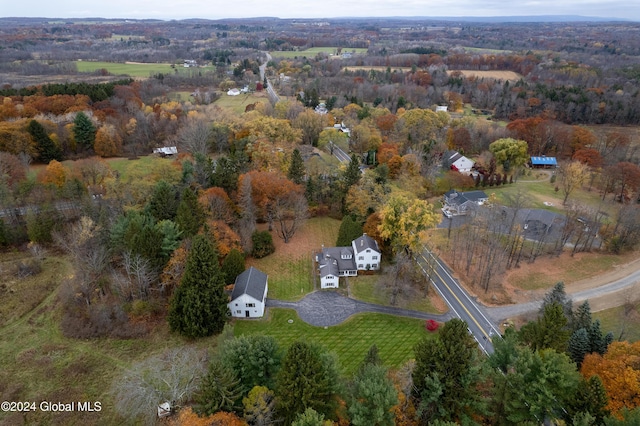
<box><xmin>3</xmin><ymin>0</ymin><xmax>639</xmax><ymax>21</ymax></box>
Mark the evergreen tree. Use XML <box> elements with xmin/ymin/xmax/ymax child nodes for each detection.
<box><xmin>27</xmin><ymin>119</ymin><xmax>62</xmax><ymax>163</ymax></box>
<box><xmin>571</xmin><ymin>300</ymin><xmax>593</xmax><ymax>332</ymax></box>
<box><xmin>568</xmin><ymin>328</ymin><xmax>591</xmax><ymax>366</ymax></box>
<box><xmin>168</xmin><ymin>234</ymin><xmax>228</xmax><ymax>338</ymax></box>
<box><xmin>194</xmin><ymin>359</ymin><xmax>242</xmax><ymax>415</ymax></box>
<box><xmin>336</xmin><ymin>215</ymin><xmax>363</xmax><ymax>246</ymax></box>
<box><xmin>541</xmin><ymin>281</ymin><xmax>573</xmax><ymax>321</ymax></box>
<box><xmin>221</xmin><ymin>248</ymin><xmax>245</xmax><ymax>284</ymax></box>
<box><xmin>175</xmin><ymin>187</ymin><xmax>205</xmax><ymax>238</ymax></box>
<box><xmin>146</xmin><ymin>180</ymin><xmax>179</xmax><ymax>221</ymax></box>
<box><xmin>251</xmin><ymin>230</ymin><xmax>275</xmax><ymax>259</ymax></box>
<box><xmin>413</xmin><ymin>318</ymin><xmax>486</xmax><ymax>424</ymax></box>
<box><xmin>361</xmin><ymin>344</ymin><xmax>382</xmax><ymax>369</ymax></box>
<box><xmin>519</xmin><ymin>302</ymin><xmax>571</xmax><ymax>353</ymax></box>
<box><xmin>73</xmin><ymin>112</ymin><xmax>96</xmax><ymax>149</ymax></box>
<box><xmin>288</xmin><ymin>148</ymin><xmax>305</xmax><ymax>185</ymax></box>
<box><xmin>566</xmin><ymin>375</ymin><xmax>610</xmax><ymax>424</ymax></box>
<box><xmin>343</xmin><ymin>154</ymin><xmax>361</xmax><ymax>190</ymax></box>
<box><xmin>349</xmin><ymin>363</ymin><xmax>397</xmax><ymax>426</ymax></box>
<box><xmin>220</xmin><ymin>335</ymin><xmax>282</xmax><ymax>392</ymax></box>
<box><xmin>276</xmin><ymin>341</ymin><xmax>335</xmax><ymax>424</ymax></box>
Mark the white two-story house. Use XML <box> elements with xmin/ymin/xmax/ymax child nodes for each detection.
<box><xmin>228</xmin><ymin>267</ymin><xmax>268</xmax><ymax>318</ymax></box>
<box><xmin>316</xmin><ymin>234</ymin><xmax>381</xmax><ymax>289</ymax></box>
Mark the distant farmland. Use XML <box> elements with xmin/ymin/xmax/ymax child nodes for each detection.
<box><xmin>75</xmin><ymin>61</ymin><xmax>212</xmax><ymax>78</ymax></box>
<box><xmin>447</xmin><ymin>70</ymin><xmax>522</xmax><ymax>81</ymax></box>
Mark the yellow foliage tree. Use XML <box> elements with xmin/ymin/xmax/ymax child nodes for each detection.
<box><xmin>94</xmin><ymin>124</ymin><xmax>123</xmax><ymax>157</ymax></box>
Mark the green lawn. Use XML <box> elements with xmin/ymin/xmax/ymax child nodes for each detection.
<box><xmin>595</xmin><ymin>305</ymin><xmax>640</xmax><ymax>342</ymax></box>
<box><xmin>252</xmin><ymin>256</ymin><xmax>313</xmax><ymax>301</ymax></box>
<box><xmin>234</xmin><ymin>308</ymin><xmax>432</xmax><ymax>374</ymax></box>
<box><xmin>213</xmin><ymin>93</ymin><xmax>271</xmax><ymax>115</ymax></box>
<box><xmin>349</xmin><ymin>274</ymin><xmax>442</xmax><ymax>314</ymax></box>
<box><xmin>105</xmin><ymin>155</ymin><xmax>179</xmax><ymax>181</ymax></box>
<box><xmin>269</xmin><ymin>47</ymin><xmax>368</xmax><ymax>58</ymax></box>
<box><xmin>75</xmin><ymin>60</ymin><xmax>176</xmax><ymax>77</ymax></box>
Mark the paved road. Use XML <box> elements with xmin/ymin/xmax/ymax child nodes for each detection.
<box><xmin>266</xmin><ymin>291</ymin><xmax>452</xmax><ymax>327</ymax></box>
<box><xmin>328</xmin><ymin>142</ymin><xmax>350</xmax><ymax>163</ymax></box>
<box><xmin>415</xmin><ymin>245</ymin><xmax>501</xmax><ymax>354</ymax></box>
<box><xmin>486</xmin><ymin>264</ymin><xmax>640</xmax><ymax>321</ymax></box>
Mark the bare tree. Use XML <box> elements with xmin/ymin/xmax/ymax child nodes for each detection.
<box><xmin>111</xmin><ymin>347</ymin><xmax>207</xmax><ymax>425</ymax></box>
<box><xmin>237</xmin><ymin>174</ymin><xmax>257</xmax><ymax>253</ymax></box>
<box><xmin>270</xmin><ymin>191</ymin><xmax>308</xmax><ymax>244</ymax></box>
<box><xmin>174</xmin><ymin>117</ymin><xmax>212</xmax><ymax>157</ymax></box>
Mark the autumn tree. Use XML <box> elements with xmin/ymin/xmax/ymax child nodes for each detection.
<box><xmin>243</xmin><ymin>386</ymin><xmax>276</xmax><ymax>426</ymax></box>
<box><xmin>489</xmin><ymin>138</ymin><xmax>529</xmax><ymax>173</ymax></box>
<box><xmin>27</xmin><ymin>119</ymin><xmax>62</xmax><ymax>163</ymax></box>
<box><xmin>377</xmin><ymin>193</ymin><xmax>440</xmax><ymax>255</ymax></box>
<box><xmin>94</xmin><ymin>124</ymin><xmax>123</xmax><ymax>157</ymax></box>
<box><xmin>168</xmin><ymin>234</ymin><xmax>228</xmax><ymax>338</ymax></box>
<box><xmin>237</xmin><ymin>174</ymin><xmax>257</xmax><ymax>253</ymax></box>
<box><xmin>293</xmin><ymin>109</ymin><xmax>325</xmax><ymax>146</ymax></box>
<box><xmin>271</xmin><ymin>190</ymin><xmax>308</xmax><ymax>244</ymax></box>
<box><xmin>560</xmin><ymin>160</ymin><xmax>589</xmax><ymax>205</ymax></box>
<box><xmin>73</xmin><ymin>111</ymin><xmax>96</xmax><ymax>150</ymax></box>
<box><xmin>0</xmin><ymin>152</ymin><xmax>27</xmax><ymax>187</ymax></box>
<box><xmin>581</xmin><ymin>341</ymin><xmax>640</xmax><ymax>417</ymax></box>
<box><xmin>38</xmin><ymin>159</ymin><xmax>69</xmax><ymax>188</ymax></box>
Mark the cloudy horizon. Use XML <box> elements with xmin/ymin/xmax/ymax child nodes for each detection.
<box><xmin>2</xmin><ymin>0</ymin><xmax>639</xmax><ymax>22</ymax></box>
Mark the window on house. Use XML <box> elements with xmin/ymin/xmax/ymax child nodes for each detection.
<box><xmin>236</xmin><ymin>310</ymin><xmax>242</xmax><ymax>314</ymax></box>
<box><xmin>358</xmin><ymin>264</ymin><xmax>363</xmax><ymax>268</ymax></box>
<box><xmin>235</xmin><ymin>303</ymin><xmax>238</xmax><ymax>306</ymax></box>
<box><xmin>372</xmin><ymin>256</ymin><xmax>378</xmax><ymax>260</ymax></box>
<box><xmin>358</xmin><ymin>256</ymin><xmax>364</xmax><ymax>260</ymax></box>
<box><xmin>246</xmin><ymin>303</ymin><xmax>255</xmax><ymax>308</ymax></box>
<box><xmin>372</xmin><ymin>264</ymin><xmax>378</xmax><ymax>268</ymax></box>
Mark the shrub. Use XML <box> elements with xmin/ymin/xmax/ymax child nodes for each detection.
<box><xmin>251</xmin><ymin>231</ymin><xmax>275</xmax><ymax>258</ymax></box>
<box><xmin>425</xmin><ymin>319</ymin><xmax>440</xmax><ymax>332</ymax></box>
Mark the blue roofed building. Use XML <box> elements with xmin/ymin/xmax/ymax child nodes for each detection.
<box><xmin>530</xmin><ymin>156</ymin><xmax>558</xmax><ymax>168</ymax></box>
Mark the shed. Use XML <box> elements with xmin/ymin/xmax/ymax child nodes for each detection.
<box><xmin>530</xmin><ymin>156</ymin><xmax>558</xmax><ymax>168</ymax></box>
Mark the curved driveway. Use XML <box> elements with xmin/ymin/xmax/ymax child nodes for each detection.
<box><xmin>266</xmin><ymin>291</ymin><xmax>452</xmax><ymax>327</ymax></box>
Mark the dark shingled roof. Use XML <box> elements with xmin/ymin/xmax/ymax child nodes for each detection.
<box><xmin>231</xmin><ymin>267</ymin><xmax>268</xmax><ymax>302</ymax></box>
<box><xmin>353</xmin><ymin>234</ymin><xmax>379</xmax><ymax>254</ymax></box>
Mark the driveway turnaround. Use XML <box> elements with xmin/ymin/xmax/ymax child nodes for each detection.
<box><xmin>266</xmin><ymin>291</ymin><xmax>452</xmax><ymax>327</ymax></box>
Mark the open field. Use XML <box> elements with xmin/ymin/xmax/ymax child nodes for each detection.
<box><xmin>595</xmin><ymin>304</ymin><xmax>640</xmax><ymax>342</ymax></box>
<box><xmin>75</xmin><ymin>60</ymin><xmax>176</xmax><ymax>77</ymax></box>
<box><xmin>270</xmin><ymin>47</ymin><xmax>368</xmax><ymax>58</ymax></box>
<box><xmin>234</xmin><ymin>308</ymin><xmax>433</xmax><ymax>374</ymax></box>
<box><xmin>213</xmin><ymin>92</ymin><xmax>270</xmax><ymax>115</ymax></box>
<box><xmin>447</xmin><ymin>70</ymin><xmax>522</xmax><ymax>81</ymax></box>
<box><xmin>0</xmin><ymin>252</ymin><xmax>215</xmax><ymax>425</ymax></box>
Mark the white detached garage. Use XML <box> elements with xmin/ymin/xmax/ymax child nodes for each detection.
<box><xmin>228</xmin><ymin>267</ymin><xmax>268</xmax><ymax>318</ymax></box>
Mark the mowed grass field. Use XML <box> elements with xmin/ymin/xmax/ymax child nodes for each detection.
<box><xmin>75</xmin><ymin>61</ymin><xmax>214</xmax><ymax>78</ymax></box>
<box><xmin>234</xmin><ymin>308</ymin><xmax>433</xmax><ymax>374</ymax></box>
<box><xmin>270</xmin><ymin>47</ymin><xmax>368</xmax><ymax>58</ymax></box>
<box><xmin>213</xmin><ymin>92</ymin><xmax>271</xmax><ymax>115</ymax></box>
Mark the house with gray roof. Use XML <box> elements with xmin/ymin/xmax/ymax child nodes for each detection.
<box><xmin>316</xmin><ymin>234</ymin><xmax>381</xmax><ymax>289</ymax></box>
<box><xmin>443</xmin><ymin>189</ymin><xmax>489</xmax><ymax>216</ymax></box>
<box><xmin>228</xmin><ymin>267</ymin><xmax>268</xmax><ymax>318</ymax></box>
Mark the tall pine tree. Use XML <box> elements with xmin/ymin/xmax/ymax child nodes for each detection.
<box><xmin>73</xmin><ymin>112</ymin><xmax>96</xmax><ymax>150</ymax></box>
<box><xmin>27</xmin><ymin>119</ymin><xmax>62</xmax><ymax>163</ymax></box>
<box><xmin>175</xmin><ymin>187</ymin><xmax>205</xmax><ymax>238</ymax></box>
<box><xmin>288</xmin><ymin>148</ymin><xmax>305</xmax><ymax>185</ymax></box>
<box><xmin>168</xmin><ymin>234</ymin><xmax>228</xmax><ymax>338</ymax></box>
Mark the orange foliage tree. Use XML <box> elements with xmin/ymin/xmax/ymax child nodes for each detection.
<box><xmin>205</xmin><ymin>220</ymin><xmax>242</xmax><ymax>259</ymax></box>
<box><xmin>237</xmin><ymin>170</ymin><xmax>303</xmax><ymax>221</ymax></box>
<box><xmin>581</xmin><ymin>341</ymin><xmax>640</xmax><ymax>417</ymax></box>
<box><xmin>199</xmin><ymin>187</ymin><xmax>237</xmax><ymax>223</ymax></box>
<box><xmin>38</xmin><ymin>159</ymin><xmax>69</xmax><ymax>188</ymax></box>
<box><xmin>94</xmin><ymin>124</ymin><xmax>123</xmax><ymax>157</ymax></box>
<box><xmin>172</xmin><ymin>407</ymin><xmax>248</xmax><ymax>426</ymax></box>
